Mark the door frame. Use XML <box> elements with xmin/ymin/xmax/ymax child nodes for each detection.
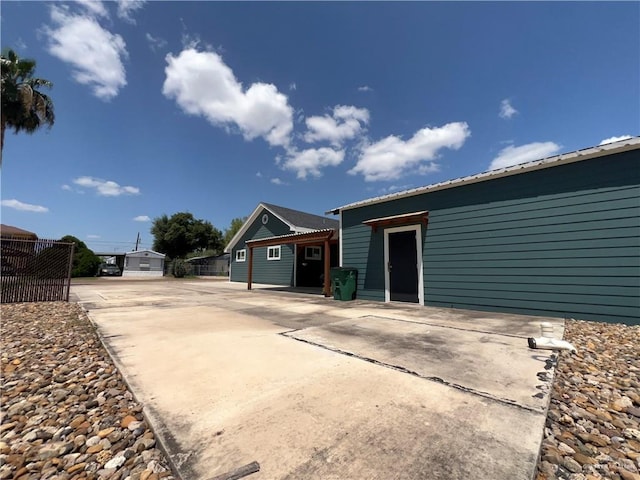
<box><xmin>383</xmin><ymin>224</ymin><xmax>424</xmax><ymax>305</ymax></box>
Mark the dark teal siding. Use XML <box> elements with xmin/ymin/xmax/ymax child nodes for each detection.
<box><xmin>230</xmin><ymin>209</ymin><xmax>295</xmax><ymax>285</ymax></box>
<box><xmin>341</xmin><ymin>150</ymin><xmax>640</xmax><ymax>324</ymax></box>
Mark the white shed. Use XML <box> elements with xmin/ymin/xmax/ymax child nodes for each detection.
<box><xmin>123</xmin><ymin>250</ymin><xmax>165</xmax><ymax>277</ymax></box>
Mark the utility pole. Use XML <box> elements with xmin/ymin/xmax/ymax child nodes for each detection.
<box><xmin>135</xmin><ymin>232</ymin><xmax>140</xmax><ymax>251</ymax></box>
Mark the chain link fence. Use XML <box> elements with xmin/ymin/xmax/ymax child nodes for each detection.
<box><xmin>1</xmin><ymin>238</ymin><xmax>74</xmax><ymax>303</ymax></box>
<box><xmin>164</xmin><ymin>260</ymin><xmax>229</xmax><ymax>277</ymax></box>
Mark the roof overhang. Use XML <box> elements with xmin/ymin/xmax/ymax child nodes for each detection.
<box><xmin>124</xmin><ymin>249</ymin><xmax>165</xmax><ymax>258</ymax></box>
<box><xmin>327</xmin><ymin>137</ymin><xmax>640</xmax><ymax>214</ymax></box>
<box><xmin>245</xmin><ymin>229</ymin><xmax>336</xmax><ymax>249</ymax></box>
<box><xmin>362</xmin><ymin>211</ymin><xmax>429</xmax><ymax>232</ymax></box>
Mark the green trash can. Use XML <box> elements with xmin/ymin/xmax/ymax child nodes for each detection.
<box><xmin>330</xmin><ymin>267</ymin><xmax>358</xmax><ymax>301</ymax></box>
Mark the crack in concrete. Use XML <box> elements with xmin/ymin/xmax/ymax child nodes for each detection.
<box><xmin>280</xmin><ymin>331</ymin><xmax>547</xmax><ymax>414</ymax></box>
<box><xmin>362</xmin><ymin>314</ymin><xmax>548</xmax><ymax>340</ymax></box>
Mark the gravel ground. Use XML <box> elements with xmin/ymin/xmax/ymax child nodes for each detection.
<box><xmin>535</xmin><ymin>319</ymin><xmax>640</xmax><ymax>480</ymax></box>
<box><xmin>1</xmin><ymin>301</ymin><xmax>638</xmax><ymax>480</ymax></box>
<box><xmin>1</xmin><ymin>302</ymin><xmax>175</xmax><ymax>480</ymax></box>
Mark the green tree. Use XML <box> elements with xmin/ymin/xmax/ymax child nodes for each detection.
<box><xmin>223</xmin><ymin>217</ymin><xmax>246</xmax><ymax>247</ymax></box>
<box><xmin>151</xmin><ymin>212</ymin><xmax>222</xmax><ymax>259</ymax></box>
<box><xmin>1</xmin><ymin>49</ymin><xmax>55</xmax><ymax>166</ymax></box>
<box><xmin>59</xmin><ymin>235</ymin><xmax>102</xmax><ymax>278</ymax></box>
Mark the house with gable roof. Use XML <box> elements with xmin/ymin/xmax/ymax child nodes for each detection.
<box><xmin>224</xmin><ymin>202</ymin><xmax>339</xmax><ymax>293</ymax></box>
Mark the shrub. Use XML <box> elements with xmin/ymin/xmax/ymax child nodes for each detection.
<box><xmin>171</xmin><ymin>259</ymin><xmax>188</xmax><ymax>278</ymax></box>
<box><xmin>58</xmin><ymin>235</ymin><xmax>102</xmax><ymax>277</ymax></box>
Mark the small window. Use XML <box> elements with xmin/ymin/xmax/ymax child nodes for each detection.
<box><xmin>267</xmin><ymin>246</ymin><xmax>281</xmax><ymax>261</ymax></box>
<box><xmin>236</xmin><ymin>249</ymin><xmax>246</xmax><ymax>262</ymax></box>
<box><xmin>305</xmin><ymin>246</ymin><xmax>322</xmax><ymax>261</ymax></box>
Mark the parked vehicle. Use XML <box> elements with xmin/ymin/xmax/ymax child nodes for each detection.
<box><xmin>97</xmin><ymin>263</ymin><xmax>121</xmax><ymax>276</ymax></box>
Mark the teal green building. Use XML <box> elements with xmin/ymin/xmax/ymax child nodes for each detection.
<box><xmin>225</xmin><ymin>203</ymin><xmax>338</xmax><ymax>288</ymax></box>
<box><xmin>330</xmin><ymin>138</ymin><xmax>639</xmax><ymax>325</ymax></box>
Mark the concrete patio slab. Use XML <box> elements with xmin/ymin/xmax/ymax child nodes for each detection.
<box><xmin>285</xmin><ymin>315</ymin><xmax>554</xmax><ymax>411</ymax></box>
<box><xmin>72</xmin><ymin>279</ymin><xmax>560</xmax><ymax>480</ymax></box>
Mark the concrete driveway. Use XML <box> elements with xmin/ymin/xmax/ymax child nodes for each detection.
<box><xmin>71</xmin><ymin>279</ymin><xmax>562</xmax><ymax>480</ymax></box>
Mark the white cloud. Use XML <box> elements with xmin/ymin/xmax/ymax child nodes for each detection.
<box><xmin>599</xmin><ymin>135</ymin><xmax>632</xmax><ymax>145</ymax></box>
<box><xmin>116</xmin><ymin>0</ymin><xmax>146</xmax><ymax>24</ymax></box>
<box><xmin>379</xmin><ymin>184</ymin><xmax>413</xmax><ymax>194</ymax></box>
<box><xmin>270</xmin><ymin>177</ymin><xmax>287</xmax><ymax>185</ymax></box>
<box><xmin>73</xmin><ymin>176</ymin><xmax>140</xmax><ymax>196</ymax></box>
<box><xmin>146</xmin><ymin>33</ymin><xmax>167</xmax><ymax>52</ymax></box>
<box><xmin>282</xmin><ymin>147</ymin><xmax>345</xmax><ymax>179</ymax></box>
<box><xmin>499</xmin><ymin>99</ymin><xmax>518</xmax><ymax>119</ymax></box>
<box><xmin>44</xmin><ymin>5</ymin><xmax>128</xmax><ymax>100</ymax></box>
<box><xmin>133</xmin><ymin>215</ymin><xmax>151</xmax><ymax>222</ymax></box>
<box><xmin>162</xmin><ymin>48</ymin><xmax>294</xmax><ymax>147</ymax></box>
<box><xmin>489</xmin><ymin>141</ymin><xmax>561</xmax><ymax>170</ymax></box>
<box><xmin>358</xmin><ymin>85</ymin><xmax>373</xmax><ymax>92</ymax></box>
<box><xmin>255</xmin><ymin>171</ymin><xmax>263</xmax><ymax>178</ymax></box>
<box><xmin>14</xmin><ymin>38</ymin><xmax>28</xmax><ymax>51</ymax></box>
<box><xmin>87</xmin><ymin>234</ymin><xmax>101</xmax><ymax>239</ymax></box>
<box><xmin>61</xmin><ymin>184</ymin><xmax>72</xmax><ymax>191</ymax></box>
<box><xmin>1</xmin><ymin>199</ymin><xmax>49</xmax><ymax>213</ymax></box>
<box><xmin>349</xmin><ymin>122</ymin><xmax>470</xmax><ymax>182</ymax></box>
<box><xmin>75</xmin><ymin>0</ymin><xmax>109</xmax><ymax>18</ymax></box>
<box><xmin>304</xmin><ymin>105</ymin><xmax>370</xmax><ymax>146</ymax></box>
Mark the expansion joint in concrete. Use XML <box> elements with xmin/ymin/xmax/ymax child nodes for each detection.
<box><xmin>280</xmin><ymin>332</ymin><xmax>546</xmax><ymax>414</ymax></box>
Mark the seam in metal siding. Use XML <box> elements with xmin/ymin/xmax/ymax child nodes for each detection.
<box><xmin>341</xmin><ymin>150</ymin><xmax>640</xmax><ymax>324</ymax></box>
<box><xmin>230</xmin><ymin>208</ymin><xmax>295</xmax><ymax>285</ymax></box>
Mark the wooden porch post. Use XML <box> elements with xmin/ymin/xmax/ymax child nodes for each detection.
<box><xmin>247</xmin><ymin>246</ymin><xmax>253</xmax><ymax>290</ymax></box>
<box><xmin>323</xmin><ymin>238</ymin><xmax>331</xmax><ymax>297</ymax></box>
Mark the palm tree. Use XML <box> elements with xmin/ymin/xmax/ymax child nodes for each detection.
<box><xmin>1</xmin><ymin>49</ymin><xmax>55</xmax><ymax>166</ymax></box>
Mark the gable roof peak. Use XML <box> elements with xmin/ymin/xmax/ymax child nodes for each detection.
<box><xmin>224</xmin><ymin>202</ymin><xmax>338</xmax><ymax>253</ymax></box>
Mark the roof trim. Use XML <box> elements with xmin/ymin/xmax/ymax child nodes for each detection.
<box><xmin>124</xmin><ymin>249</ymin><xmax>165</xmax><ymax>257</ymax></box>
<box><xmin>328</xmin><ymin>137</ymin><xmax>640</xmax><ymax>213</ymax></box>
<box><xmin>245</xmin><ymin>229</ymin><xmax>336</xmax><ymax>248</ymax></box>
<box><xmin>363</xmin><ymin>211</ymin><xmax>429</xmax><ymax>232</ymax></box>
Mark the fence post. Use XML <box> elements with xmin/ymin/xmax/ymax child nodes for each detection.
<box><xmin>65</xmin><ymin>243</ymin><xmax>75</xmax><ymax>301</ymax></box>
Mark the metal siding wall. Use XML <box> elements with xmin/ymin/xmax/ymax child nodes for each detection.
<box><xmin>229</xmin><ymin>208</ymin><xmax>295</xmax><ymax>285</ymax></box>
<box><xmin>341</xmin><ymin>150</ymin><xmax>640</xmax><ymax>324</ymax></box>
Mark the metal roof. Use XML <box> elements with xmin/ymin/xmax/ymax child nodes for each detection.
<box><xmin>186</xmin><ymin>253</ymin><xmax>230</xmax><ymax>262</ymax></box>
<box><xmin>328</xmin><ymin>136</ymin><xmax>640</xmax><ymax>213</ymax></box>
<box><xmin>245</xmin><ymin>228</ymin><xmax>337</xmax><ymax>247</ymax></box>
<box><xmin>124</xmin><ymin>249</ymin><xmax>165</xmax><ymax>258</ymax></box>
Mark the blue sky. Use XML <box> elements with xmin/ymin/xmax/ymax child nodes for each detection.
<box><xmin>1</xmin><ymin>1</ymin><xmax>638</xmax><ymax>253</ymax></box>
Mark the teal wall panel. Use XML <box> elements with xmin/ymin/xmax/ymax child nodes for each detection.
<box><xmin>230</xmin><ymin>208</ymin><xmax>295</xmax><ymax>286</ymax></box>
<box><xmin>341</xmin><ymin>150</ymin><xmax>640</xmax><ymax>324</ymax></box>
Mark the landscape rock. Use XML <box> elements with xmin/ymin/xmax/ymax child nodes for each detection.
<box><xmin>1</xmin><ymin>302</ymin><xmax>175</xmax><ymax>480</ymax></box>
<box><xmin>535</xmin><ymin>319</ymin><xmax>640</xmax><ymax>480</ymax></box>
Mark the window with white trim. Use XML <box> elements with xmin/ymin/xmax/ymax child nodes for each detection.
<box><xmin>267</xmin><ymin>246</ymin><xmax>281</xmax><ymax>261</ymax></box>
<box><xmin>305</xmin><ymin>246</ymin><xmax>322</xmax><ymax>261</ymax></box>
<box><xmin>236</xmin><ymin>249</ymin><xmax>246</xmax><ymax>262</ymax></box>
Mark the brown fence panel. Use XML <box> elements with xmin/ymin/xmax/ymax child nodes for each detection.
<box><xmin>1</xmin><ymin>238</ymin><xmax>74</xmax><ymax>303</ymax></box>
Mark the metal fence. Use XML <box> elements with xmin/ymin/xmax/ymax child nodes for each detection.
<box><xmin>187</xmin><ymin>264</ymin><xmax>229</xmax><ymax>276</ymax></box>
<box><xmin>164</xmin><ymin>261</ymin><xmax>229</xmax><ymax>277</ymax></box>
<box><xmin>1</xmin><ymin>238</ymin><xmax>74</xmax><ymax>303</ymax></box>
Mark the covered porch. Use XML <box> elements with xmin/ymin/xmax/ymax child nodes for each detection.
<box><xmin>245</xmin><ymin>229</ymin><xmax>338</xmax><ymax>296</ymax></box>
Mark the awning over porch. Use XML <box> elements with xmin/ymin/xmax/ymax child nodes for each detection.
<box><xmin>362</xmin><ymin>211</ymin><xmax>429</xmax><ymax>232</ymax></box>
<box><xmin>245</xmin><ymin>229</ymin><xmax>337</xmax><ymax>296</ymax></box>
